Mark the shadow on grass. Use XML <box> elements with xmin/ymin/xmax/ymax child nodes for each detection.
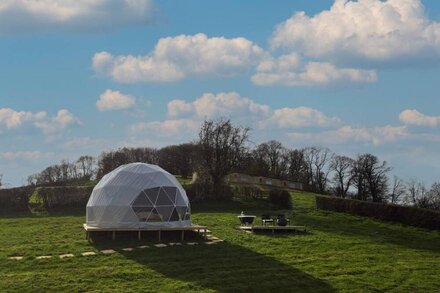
<box><xmin>298</xmin><ymin>211</ymin><xmax>440</xmax><ymax>253</ymax></box>
<box><xmin>118</xmin><ymin>241</ymin><xmax>335</xmax><ymax>292</ymax></box>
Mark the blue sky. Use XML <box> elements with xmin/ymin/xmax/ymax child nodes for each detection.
<box><xmin>1</xmin><ymin>0</ymin><xmax>440</xmax><ymax>187</ymax></box>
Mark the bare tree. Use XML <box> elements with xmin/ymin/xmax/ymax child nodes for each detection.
<box><xmin>97</xmin><ymin>147</ymin><xmax>157</xmax><ymax>178</ymax></box>
<box><xmin>198</xmin><ymin>118</ymin><xmax>250</xmax><ymax>197</ymax></box>
<box><xmin>286</xmin><ymin>149</ymin><xmax>308</xmax><ymax>183</ymax></box>
<box><xmin>76</xmin><ymin>155</ymin><xmax>96</xmax><ymax>179</ymax></box>
<box><xmin>252</xmin><ymin>141</ymin><xmax>288</xmax><ymax>179</ymax></box>
<box><xmin>388</xmin><ymin>176</ymin><xmax>405</xmax><ymax>204</ymax></box>
<box><xmin>404</xmin><ymin>179</ymin><xmax>440</xmax><ymax>210</ymax></box>
<box><xmin>405</xmin><ymin>178</ymin><xmax>426</xmax><ymax>205</ymax></box>
<box><xmin>352</xmin><ymin>154</ymin><xmax>390</xmax><ymax>202</ymax></box>
<box><xmin>303</xmin><ymin>147</ymin><xmax>333</xmax><ymax>193</ymax></box>
<box><xmin>0</xmin><ymin>174</ymin><xmax>2</xmax><ymax>189</ymax></box>
<box><xmin>426</xmin><ymin>182</ymin><xmax>440</xmax><ymax>210</ymax></box>
<box><xmin>158</xmin><ymin>143</ymin><xmax>198</xmax><ymax>178</ymax></box>
<box><xmin>330</xmin><ymin>155</ymin><xmax>355</xmax><ymax>198</ymax></box>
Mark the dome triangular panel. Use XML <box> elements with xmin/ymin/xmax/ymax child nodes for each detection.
<box><xmin>156</xmin><ymin>187</ymin><xmax>174</xmax><ymax>206</ymax></box>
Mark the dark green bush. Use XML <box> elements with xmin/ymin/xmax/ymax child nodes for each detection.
<box><xmin>316</xmin><ymin>195</ymin><xmax>440</xmax><ymax>230</ymax></box>
<box><xmin>231</xmin><ymin>185</ymin><xmax>265</xmax><ymax>199</ymax></box>
<box><xmin>269</xmin><ymin>189</ymin><xmax>292</xmax><ymax>209</ymax></box>
<box><xmin>36</xmin><ymin>186</ymin><xmax>93</xmax><ymax>210</ymax></box>
<box><xmin>0</xmin><ymin>187</ymin><xmax>33</xmax><ymax>211</ymax></box>
<box><xmin>184</xmin><ymin>183</ymin><xmax>233</xmax><ymax>202</ymax></box>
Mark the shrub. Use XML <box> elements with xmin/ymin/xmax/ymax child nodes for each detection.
<box><xmin>36</xmin><ymin>186</ymin><xmax>93</xmax><ymax>210</ymax></box>
<box><xmin>316</xmin><ymin>195</ymin><xmax>440</xmax><ymax>230</ymax></box>
<box><xmin>231</xmin><ymin>185</ymin><xmax>265</xmax><ymax>199</ymax></box>
<box><xmin>184</xmin><ymin>183</ymin><xmax>233</xmax><ymax>202</ymax></box>
<box><xmin>269</xmin><ymin>189</ymin><xmax>293</xmax><ymax>209</ymax></box>
<box><xmin>0</xmin><ymin>187</ymin><xmax>33</xmax><ymax>211</ymax></box>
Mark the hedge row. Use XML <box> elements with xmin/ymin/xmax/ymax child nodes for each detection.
<box><xmin>0</xmin><ymin>187</ymin><xmax>34</xmax><ymax>211</ymax></box>
<box><xmin>0</xmin><ymin>186</ymin><xmax>93</xmax><ymax>212</ymax></box>
<box><xmin>316</xmin><ymin>195</ymin><xmax>440</xmax><ymax>230</ymax></box>
<box><xmin>35</xmin><ymin>186</ymin><xmax>93</xmax><ymax>210</ymax></box>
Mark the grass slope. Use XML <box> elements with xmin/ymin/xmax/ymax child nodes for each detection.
<box><xmin>0</xmin><ymin>192</ymin><xmax>439</xmax><ymax>292</ymax></box>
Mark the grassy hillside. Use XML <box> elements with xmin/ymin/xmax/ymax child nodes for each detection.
<box><xmin>1</xmin><ymin>192</ymin><xmax>439</xmax><ymax>292</ymax></box>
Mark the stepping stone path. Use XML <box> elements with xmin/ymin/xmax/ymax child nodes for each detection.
<box><xmin>36</xmin><ymin>256</ymin><xmax>52</xmax><ymax>260</ymax></box>
<box><xmin>4</xmin><ymin>235</ymin><xmax>224</xmax><ymax>262</ymax></box>
<box><xmin>81</xmin><ymin>252</ymin><xmax>96</xmax><ymax>256</ymax></box>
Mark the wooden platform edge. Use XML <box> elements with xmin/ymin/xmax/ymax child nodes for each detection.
<box><xmin>83</xmin><ymin>224</ymin><xmax>209</xmax><ymax>241</ymax></box>
<box><xmin>83</xmin><ymin>223</ymin><xmax>207</xmax><ymax>232</ymax></box>
<box><xmin>236</xmin><ymin>225</ymin><xmax>307</xmax><ymax>233</ymax></box>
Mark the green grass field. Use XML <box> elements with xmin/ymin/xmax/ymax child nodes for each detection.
<box><xmin>1</xmin><ymin>192</ymin><xmax>439</xmax><ymax>292</ymax></box>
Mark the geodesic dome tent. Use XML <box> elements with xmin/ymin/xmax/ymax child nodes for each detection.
<box><xmin>86</xmin><ymin>163</ymin><xmax>191</xmax><ymax>228</ymax></box>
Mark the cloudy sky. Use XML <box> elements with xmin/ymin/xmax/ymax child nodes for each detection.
<box><xmin>1</xmin><ymin>0</ymin><xmax>440</xmax><ymax>187</ymax></box>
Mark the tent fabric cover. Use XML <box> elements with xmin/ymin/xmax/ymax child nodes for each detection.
<box><xmin>86</xmin><ymin>163</ymin><xmax>191</xmax><ymax>228</ymax></box>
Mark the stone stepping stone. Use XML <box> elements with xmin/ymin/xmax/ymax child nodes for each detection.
<box><xmin>186</xmin><ymin>242</ymin><xmax>198</xmax><ymax>245</ymax></box>
<box><xmin>168</xmin><ymin>242</ymin><xmax>182</xmax><ymax>246</ymax></box>
<box><xmin>122</xmin><ymin>248</ymin><xmax>134</xmax><ymax>252</ymax></box>
<box><xmin>8</xmin><ymin>256</ymin><xmax>23</xmax><ymax>260</ymax></box>
<box><xmin>137</xmin><ymin>245</ymin><xmax>149</xmax><ymax>249</ymax></box>
<box><xmin>81</xmin><ymin>252</ymin><xmax>96</xmax><ymax>256</ymax></box>
<box><xmin>36</xmin><ymin>255</ymin><xmax>52</xmax><ymax>260</ymax></box>
<box><xmin>208</xmin><ymin>236</ymin><xmax>220</xmax><ymax>240</ymax></box>
<box><xmin>59</xmin><ymin>254</ymin><xmax>74</xmax><ymax>259</ymax></box>
<box><xmin>101</xmin><ymin>249</ymin><xmax>116</xmax><ymax>254</ymax></box>
<box><xmin>205</xmin><ymin>241</ymin><xmax>219</xmax><ymax>245</ymax></box>
<box><xmin>154</xmin><ymin>244</ymin><xmax>167</xmax><ymax>248</ymax></box>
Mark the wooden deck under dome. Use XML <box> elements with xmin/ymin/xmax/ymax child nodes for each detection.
<box><xmin>83</xmin><ymin>224</ymin><xmax>209</xmax><ymax>241</ymax></box>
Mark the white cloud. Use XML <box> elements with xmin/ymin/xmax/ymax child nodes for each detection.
<box><xmin>130</xmin><ymin>92</ymin><xmax>344</xmax><ymax>141</ymax></box>
<box><xmin>288</xmin><ymin>125</ymin><xmax>409</xmax><ymax>146</ymax></box>
<box><xmin>260</xmin><ymin>106</ymin><xmax>341</xmax><ymax>128</ymax></box>
<box><xmin>61</xmin><ymin>137</ymin><xmax>105</xmax><ymax>150</ymax></box>
<box><xmin>168</xmin><ymin>92</ymin><xmax>271</xmax><ymax>120</ymax></box>
<box><xmin>34</xmin><ymin>109</ymin><xmax>81</xmax><ymax>135</ymax></box>
<box><xmin>0</xmin><ymin>0</ymin><xmax>155</xmax><ymax>33</ymax></box>
<box><xmin>130</xmin><ymin>119</ymin><xmax>199</xmax><ymax>138</ymax></box>
<box><xmin>0</xmin><ymin>151</ymin><xmax>54</xmax><ymax>161</ymax></box>
<box><xmin>96</xmin><ymin>90</ymin><xmax>136</xmax><ymax>111</ymax></box>
<box><xmin>252</xmin><ymin>54</ymin><xmax>377</xmax><ymax>86</ymax></box>
<box><xmin>0</xmin><ymin>108</ymin><xmax>46</xmax><ymax>129</ymax></box>
<box><xmin>92</xmin><ymin>33</ymin><xmax>264</xmax><ymax>83</ymax></box>
<box><xmin>271</xmin><ymin>0</ymin><xmax>440</xmax><ymax>64</ymax></box>
<box><xmin>132</xmin><ymin>92</ymin><xmax>271</xmax><ymax>138</ymax></box>
<box><xmin>399</xmin><ymin>109</ymin><xmax>440</xmax><ymax>127</ymax></box>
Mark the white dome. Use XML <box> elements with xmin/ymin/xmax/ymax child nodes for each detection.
<box><xmin>86</xmin><ymin>163</ymin><xmax>191</xmax><ymax>228</ymax></box>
